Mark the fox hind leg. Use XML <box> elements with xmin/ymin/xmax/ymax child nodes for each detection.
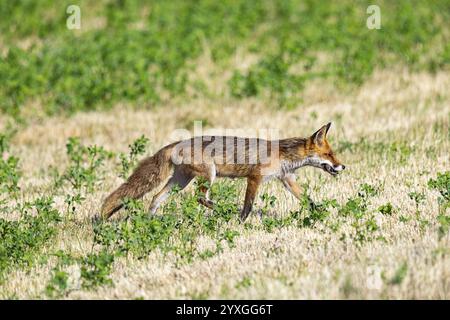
<box><xmin>240</xmin><ymin>176</ymin><xmax>262</xmax><ymax>222</ymax></box>
<box><xmin>149</xmin><ymin>169</ymin><xmax>193</xmax><ymax>215</ymax></box>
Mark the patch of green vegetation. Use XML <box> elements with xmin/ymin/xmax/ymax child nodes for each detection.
<box><xmin>296</xmin><ymin>193</ymin><xmax>338</xmax><ymax>228</ymax></box>
<box><xmin>260</xmin><ymin>193</ymin><xmax>277</xmax><ymax>216</ymax></box>
<box><xmin>0</xmin><ymin>197</ymin><xmax>61</xmax><ymax>281</ymax></box>
<box><xmin>229</xmin><ymin>0</ymin><xmax>449</xmax><ymax>105</ymax></box>
<box><xmin>352</xmin><ymin>216</ymin><xmax>380</xmax><ymax>244</ymax></box>
<box><xmin>64</xmin><ymin>193</ymin><xmax>85</xmax><ymax>216</ymax></box>
<box><xmin>0</xmin><ymin>133</ymin><xmax>21</xmax><ymax>199</ymax></box>
<box><xmin>261</xmin><ymin>216</ymin><xmax>285</xmax><ymax>233</ymax></box>
<box><xmin>428</xmin><ymin>171</ymin><xmax>450</xmax><ymax>204</ymax></box>
<box><xmin>257</xmin><ymin>183</ymin><xmax>389</xmax><ymax>246</ymax></box>
<box><xmin>389</xmin><ymin>262</ymin><xmax>408</xmax><ymax>285</ymax></box>
<box><xmin>229</xmin><ymin>54</ymin><xmax>306</xmax><ymax>108</ymax></box>
<box><xmin>118</xmin><ymin>135</ymin><xmax>149</xmax><ymax>179</ymax></box>
<box><xmin>93</xmin><ymin>198</ymin><xmax>178</xmax><ymax>258</ymax></box>
<box><xmin>428</xmin><ymin>172</ymin><xmax>450</xmax><ymax>238</ymax></box>
<box><xmin>56</xmin><ymin>137</ymin><xmax>113</xmax><ymax>192</ymax></box>
<box><xmin>437</xmin><ymin>214</ymin><xmax>450</xmax><ymax>240</ymax></box>
<box><xmin>45</xmin><ymin>249</ymin><xmax>115</xmax><ymax>297</ymax></box>
<box><xmin>408</xmin><ymin>191</ymin><xmax>426</xmax><ymax>209</ymax></box>
<box><xmin>399</xmin><ymin>215</ymin><xmax>411</xmax><ymax>223</ymax></box>
<box><xmin>1</xmin><ymin>0</ymin><xmax>448</xmax><ymax>117</ymax></box>
<box><xmin>235</xmin><ymin>276</ymin><xmax>253</xmax><ymax>289</ymax></box>
<box><xmin>338</xmin><ymin>184</ymin><xmax>385</xmax><ymax>244</ymax></box>
<box><xmin>45</xmin><ymin>251</ymin><xmax>76</xmax><ymax>298</ymax></box>
<box><xmin>80</xmin><ymin>250</ymin><xmax>115</xmax><ymax>289</ymax></box>
<box><xmin>341</xmin><ymin>275</ymin><xmax>358</xmax><ymax>298</ymax></box>
<box><xmin>378</xmin><ymin>202</ymin><xmax>394</xmax><ymax>216</ymax></box>
<box><xmin>339</xmin><ymin>195</ymin><xmax>368</xmax><ymax>219</ymax></box>
<box><xmin>260</xmin><ymin>190</ymin><xmax>338</xmax><ymax>232</ymax></box>
<box><xmin>0</xmin><ymin>131</ymin><xmax>66</xmax><ymax>285</ymax></box>
<box><xmin>0</xmin><ymin>0</ymin><xmax>268</xmax><ymax>117</ymax></box>
<box><xmin>46</xmin><ymin>268</ymin><xmax>70</xmax><ymax>298</ymax></box>
<box><xmin>92</xmin><ymin>178</ymin><xmax>242</xmax><ymax>270</ymax></box>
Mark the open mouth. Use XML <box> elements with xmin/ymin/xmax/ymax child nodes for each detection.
<box><xmin>321</xmin><ymin>163</ymin><xmax>338</xmax><ymax>176</ymax></box>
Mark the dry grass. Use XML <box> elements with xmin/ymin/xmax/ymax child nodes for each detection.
<box><xmin>1</xmin><ymin>69</ymin><xmax>449</xmax><ymax>299</ymax></box>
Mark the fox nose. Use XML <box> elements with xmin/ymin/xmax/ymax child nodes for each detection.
<box><xmin>333</xmin><ymin>164</ymin><xmax>345</xmax><ymax>172</ymax></box>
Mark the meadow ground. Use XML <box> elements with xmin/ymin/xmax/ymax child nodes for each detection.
<box><xmin>0</xmin><ymin>68</ymin><xmax>448</xmax><ymax>299</ymax></box>
<box><xmin>1</xmin><ymin>0</ymin><xmax>449</xmax><ymax>300</ymax></box>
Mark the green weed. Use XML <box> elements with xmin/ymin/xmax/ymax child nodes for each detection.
<box><xmin>437</xmin><ymin>214</ymin><xmax>450</xmax><ymax>240</ymax></box>
<box><xmin>0</xmin><ymin>133</ymin><xmax>21</xmax><ymax>199</ymax></box>
<box><xmin>80</xmin><ymin>250</ymin><xmax>115</xmax><ymax>289</ymax></box>
<box><xmin>428</xmin><ymin>171</ymin><xmax>450</xmax><ymax>203</ymax></box>
<box><xmin>389</xmin><ymin>262</ymin><xmax>408</xmax><ymax>285</ymax></box>
<box><xmin>118</xmin><ymin>135</ymin><xmax>149</xmax><ymax>179</ymax></box>
<box><xmin>0</xmin><ymin>197</ymin><xmax>61</xmax><ymax>281</ymax></box>
<box><xmin>378</xmin><ymin>203</ymin><xmax>394</xmax><ymax>216</ymax></box>
<box><xmin>58</xmin><ymin>137</ymin><xmax>112</xmax><ymax>192</ymax></box>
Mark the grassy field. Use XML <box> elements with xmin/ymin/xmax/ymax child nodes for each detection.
<box><xmin>0</xmin><ymin>1</ymin><xmax>449</xmax><ymax>299</ymax></box>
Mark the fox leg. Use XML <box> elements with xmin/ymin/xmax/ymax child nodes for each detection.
<box><xmin>149</xmin><ymin>169</ymin><xmax>193</xmax><ymax>214</ymax></box>
<box><xmin>279</xmin><ymin>173</ymin><xmax>302</xmax><ymax>200</ymax></box>
<box><xmin>240</xmin><ymin>176</ymin><xmax>262</xmax><ymax>222</ymax></box>
<box><xmin>196</xmin><ymin>164</ymin><xmax>216</xmax><ymax>209</ymax></box>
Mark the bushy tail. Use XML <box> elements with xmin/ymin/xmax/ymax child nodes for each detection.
<box><xmin>101</xmin><ymin>145</ymin><xmax>174</xmax><ymax>219</ymax></box>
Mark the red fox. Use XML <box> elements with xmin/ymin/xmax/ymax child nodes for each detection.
<box><xmin>101</xmin><ymin>122</ymin><xmax>345</xmax><ymax>221</ymax></box>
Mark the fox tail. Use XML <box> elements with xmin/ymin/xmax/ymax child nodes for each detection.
<box><xmin>100</xmin><ymin>145</ymin><xmax>174</xmax><ymax>219</ymax></box>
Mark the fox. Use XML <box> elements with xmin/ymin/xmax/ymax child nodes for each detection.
<box><xmin>101</xmin><ymin>122</ymin><xmax>345</xmax><ymax>222</ymax></box>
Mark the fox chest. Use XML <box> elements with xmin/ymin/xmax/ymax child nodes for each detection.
<box><xmin>214</xmin><ymin>160</ymin><xmax>305</xmax><ymax>180</ymax></box>
<box><xmin>262</xmin><ymin>160</ymin><xmax>307</xmax><ymax>182</ymax></box>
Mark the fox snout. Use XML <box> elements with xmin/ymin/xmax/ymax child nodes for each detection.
<box><xmin>320</xmin><ymin>161</ymin><xmax>345</xmax><ymax>176</ymax></box>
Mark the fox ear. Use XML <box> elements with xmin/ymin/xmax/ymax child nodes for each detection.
<box><xmin>311</xmin><ymin>122</ymin><xmax>332</xmax><ymax>145</ymax></box>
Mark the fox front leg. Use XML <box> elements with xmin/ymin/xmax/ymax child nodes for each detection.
<box><xmin>194</xmin><ymin>164</ymin><xmax>216</xmax><ymax>210</ymax></box>
<box><xmin>279</xmin><ymin>173</ymin><xmax>302</xmax><ymax>200</ymax></box>
<box><xmin>197</xmin><ymin>183</ymin><xmax>215</xmax><ymax>209</ymax></box>
<box><xmin>240</xmin><ymin>176</ymin><xmax>262</xmax><ymax>222</ymax></box>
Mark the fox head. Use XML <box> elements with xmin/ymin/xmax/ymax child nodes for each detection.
<box><xmin>306</xmin><ymin>122</ymin><xmax>345</xmax><ymax>176</ymax></box>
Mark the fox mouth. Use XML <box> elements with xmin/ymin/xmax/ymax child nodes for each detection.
<box><xmin>321</xmin><ymin>163</ymin><xmax>339</xmax><ymax>176</ymax></box>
